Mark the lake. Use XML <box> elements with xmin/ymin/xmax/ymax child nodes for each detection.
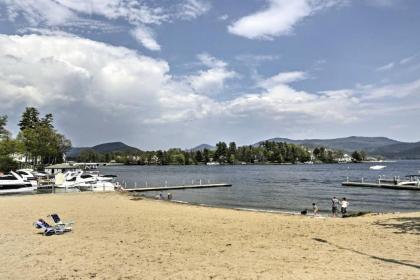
<box><xmin>100</xmin><ymin>160</ymin><xmax>420</xmax><ymax>214</ymax></box>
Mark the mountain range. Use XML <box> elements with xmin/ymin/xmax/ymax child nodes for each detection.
<box><xmin>67</xmin><ymin>137</ymin><xmax>420</xmax><ymax>159</ymax></box>
<box><xmin>254</xmin><ymin>136</ymin><xmax>420</xmax><ymax>159</ymax></box>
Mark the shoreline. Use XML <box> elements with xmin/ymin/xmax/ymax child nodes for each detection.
<box><xmin>131</xmin><ymin>193</ymin><xmax>412</xmax><ymax>217</ymax></box>
<box><xmin>1</xmin><ymin>190</ymin><xmax>416</xmax><ymax>217</ymax></box>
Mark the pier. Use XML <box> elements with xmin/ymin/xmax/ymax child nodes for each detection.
<box><xmin>342</xmin><ymin>179</ymin><xmax>420</xmax><ymax>191</ymax></box>
<box><xmin>121</xmin><ymin>183</ymin><xmax>232</xmax><ymax>192</ymax></box>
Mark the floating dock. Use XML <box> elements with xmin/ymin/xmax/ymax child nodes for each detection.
<box><xmin>342</xmin><ymin>181</ymin><xmax>420</xmax><ymax>191</ymax></box>
<box><xmin>121</xmin><ymin>183</ymin><xmax>232</xmax><ymax>192</ymax></box>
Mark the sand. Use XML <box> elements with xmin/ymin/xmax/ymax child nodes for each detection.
<box><xmin>0</xmin><ymin>192</ymin><xmax>419</xmax><ymax>280</ymax></box>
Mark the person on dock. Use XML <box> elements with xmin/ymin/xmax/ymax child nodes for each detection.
<box><xmin>312</xmin><ymin>203</ymin><xmax>319</xmax><ymax>216</ymax></box>
<box><xmin>341</xmin><ymin>197</ymin><xmax>349</xmax><ymax>216</ymax></box>
<box><xmin>331</xmin><ymin>197</ymin><xmax>339</xmax><ymax>217</ymax></box>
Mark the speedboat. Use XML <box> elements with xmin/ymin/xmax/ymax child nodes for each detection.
<box><xmin>369</xmin><ymin>165</ymin><xmax>386</xmax><ymax>170</ymax></box>
<box><xmin>85</xmin><ymin>171</ymin><xmax>117</xmax><ymax>182</ymax></box>
<box><xmin>16</xmin><ymin>169</ymin><xmax>39</xmax><ymax>186</ymax></box>
<box><xmin>0</xmin><ymin>171</ymin><xmax>36</xmax><ymax>194</ymax></box>
<box><xmin>55</xmin><ymin>170</ymin><xmax>116</xmax><ymax>192</ymax></box>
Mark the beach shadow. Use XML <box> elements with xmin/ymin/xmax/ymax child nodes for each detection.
<box><xmin>373</xmin><ymin>217</ymin><xmax>420</xmax><ymax>235</ymax></box>
<box><xmin>313</xmin><ymin>238</ymin><xmax>420</xmax><ymax>270</ymax></box>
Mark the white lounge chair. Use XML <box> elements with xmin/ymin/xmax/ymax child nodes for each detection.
<box><xmin>49</xmin><ymin>213</ymin><xmax>74</xmax><ymax>232</ymax></box>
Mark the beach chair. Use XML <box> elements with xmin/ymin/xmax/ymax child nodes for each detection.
<box><xmin>48</xmin><ymin>213</ymin><xmax>74</xmax><ymax>232</ymax></box>
<box><xmin>34</xmin><ymin>219</ymin><xmax>65</xmax><ymax>236</ymax></box>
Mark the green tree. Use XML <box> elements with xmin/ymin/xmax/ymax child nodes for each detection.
<box><xmin>17</xmin><ymin>108</ymin><xmax>71</xmax><ymax>166</ymax></box>
<box><xmin>40</xmin><ymin>113</ymin><xmax>54</xmax><ymax>128</ymax></box>
<box><xmin>351</xmin><ymin>150</ymin><xmax>365</xmax><ymax>162</ymax></box>
<box><xmin>18</xmin><ymin>107</ymin><xmax>40</xmax><ymax>130</ymax></box>
<box><xmin>194</xmin><ymin>150</ymin><xmax>203</xmax><ymax>163</ymax></box>
<box><xmin>203</xmin><ymin>148</ymin><xmax>210</xmax><ymax>163</ymax></box>
<box><xmin>0</xmin><ymin>117</ymin><xmax>19</xmax><ymax>172</ymax></box>
<box><xmin>214</xmin><ymin>142</ymin><xmax>227</xmax><ymax>162</ymax></box>
<box><xmin>0</xmin><ymin>115</ymin><xmax>10</xmax><ymax>140</ymax></box>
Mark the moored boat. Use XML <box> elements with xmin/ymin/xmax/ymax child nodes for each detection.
<box><xmin>0</xmin><ymin>171</ymin><xmax>36</xmax><ymax>194</ymax></box>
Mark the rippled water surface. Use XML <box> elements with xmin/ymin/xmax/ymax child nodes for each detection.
<box><xmin>100</xmin><ymin>161</ymin><xmax>420</xmax><ymax>213</ymax></box>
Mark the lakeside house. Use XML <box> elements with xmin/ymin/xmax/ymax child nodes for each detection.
<box><xmin>337</xmin><ymin>154</ymin><xmax>352</xmax><ymax>163</ymax></box>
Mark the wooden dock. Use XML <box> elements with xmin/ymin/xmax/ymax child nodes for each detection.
<box><xmin>342</xmin><ymin>181</ymin><xmax>420</xmax><ymax>191</ymax></box>
<box><xmin>122</xmin><ymin>183</ymin><xmax>232</xmax><ymax>192</ymax></box>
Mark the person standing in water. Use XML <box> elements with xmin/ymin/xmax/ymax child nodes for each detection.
<box><xmin>312</xmin><ymin>203</ymin><xmax>319</xmax><ymax>216</ymax></box>
<box><xmin>331</xmin><ymin>197</ymin><xmax>340</xmax><ymax>217</ymax></box>
<box><xmin>341</xmin><ymin>197</ymin><xmax>349</xmax><ymax>216</ymax></box>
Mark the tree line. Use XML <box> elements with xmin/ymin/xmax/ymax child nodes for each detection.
<box><xmin>74</xmin><ymin>140</ymin><xmax>365</xmax><ymax>165</ymax></box>
<box><xmin>0</xmin><ymin>107</ymin><xmax>71</xmax><ymax>172</ymax></box>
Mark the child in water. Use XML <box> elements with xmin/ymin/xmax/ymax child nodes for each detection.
<box><xmin>312</xmin><ymin>203</ymin><xmax>319</xmax><ymax>216</ymax></box>
<box><xmin>341</xmin><ymin>197</ymin><xmax>349</xmax><ymax>216</ymax></box>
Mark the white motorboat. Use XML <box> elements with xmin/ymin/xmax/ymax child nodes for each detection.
<box><xmin>16</xmin><ymin>169</ymin><xmax>39</xmax><ymax>186</ymax></box>
<box><xmin>55</xmin><ymin>170</ymin><xmax>116</xmax><ymax>192</ymax></box>
<box><xmin>369</xmin><ymin>165</ymin><xmax>386</xmax><ymax>170</ymax></box>
<box><xmin>85</xmin><ymin>171</ymin><xmax>117</xmax><ymax>182</ymax></box>
<box><xmin>77</xmin><ymin>180</ymin><xmax>116</xmax><ymax>192</ymax></box>
<box><xmin>0</xmin><ymin>171</ymin><xmax>36</xmax><ymax>194</ymax></box>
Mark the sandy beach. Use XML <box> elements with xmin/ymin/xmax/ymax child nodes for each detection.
<box><xmin>0</xmin><ymin>192</ymin><xmax>419</xmax><ymax>279</ymax></box>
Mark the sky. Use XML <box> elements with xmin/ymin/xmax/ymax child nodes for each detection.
<box><xmin>0</xmin><ymin>0</ymin><xmax>420</xmax><ymax>149</ymax></box>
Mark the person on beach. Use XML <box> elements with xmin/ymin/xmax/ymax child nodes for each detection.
<box><xmin>341</xmin><ymin>197</ymin><xmax>349</xmax><ymax>216</ymax></box>
<box><xmin>331</xmin><ymin>197</ymin><xmax>339</xmax><ymax>217</ymax></box>
<box><xmin>167</xmin><ymin>193</ymin><xmax>172</xmax><ymax>200</ymax></box>
<box><xmin>312</xmin><ymin>203</ymin><xmax>319</xmax><ymax>216</ymax></box>
<box><xmin>159</xmin><ymin>192</ymin><xmax>164</xmax><ymax>200</ymax></box>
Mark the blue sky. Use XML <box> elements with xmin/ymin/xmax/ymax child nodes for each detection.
<box><xmin>0</xmin><ymin>0</ymin><xmax>420</xmax><ymax>149</ymax></box>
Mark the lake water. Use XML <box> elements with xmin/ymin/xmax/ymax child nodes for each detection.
<box><xmin>100</xmin><ymin>161</ymin><xmax>420</xmax><ymax>214</ymax></box>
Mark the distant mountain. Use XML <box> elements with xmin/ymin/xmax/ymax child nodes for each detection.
<box><xmin>371</xmin><ymin>141</ymin><xmax>420</xmax><ymax>159</ymax></box>
<box><xmin>92</xmin><ymin>142</ymin><xmax>140</xmax><ymax>153</ymax></box>
<box><xmin>255</xmin><ymin>136</ymin><xmax>401</xmax><ymax>153</ymax></box>
<box><xmin>66</xmin><ymin>147</ymin><xmax>89</xmax><ymax>158</ymax></box>
<box><xmin>189</xmin><ymin>144</ymin><xmax>215</xmax><ymax>152</ymax></box>
<box><xmin>66</xmin><ymin>142</ymin><xmax>141</xmax><ymax>158</ymax></box>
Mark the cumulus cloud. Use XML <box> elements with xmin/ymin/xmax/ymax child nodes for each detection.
<box><xmin>1</xmin><ymin>34</ymin><xmax>419</xmax><ymax>148</ymax></box>
<box><xmin>187</xmin><ymin>53</ymin><xmax>237</xmax><ymax>95</ymax></box>
<box><xmin>0</xmin><ymin>34</ymin><xmax>207</xmax><ymax>123</ymax></box>
<box><xmin>228</xmin><ymin>0</ymin><xmax>344</xmax><ymax>39</ymax></box>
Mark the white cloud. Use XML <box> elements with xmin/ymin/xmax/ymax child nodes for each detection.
<box><xmin>130</xmin><ymin>26</ymin><xmax>161</xmax><ymax>51</ymax></box>
<box><xmin>228</xmin><ymin>0</ymin><xmax>344</xmax><ymax>40</ymax></box>
<box><xmin>187</xmin><ymin>53</ymin><xmax>236</xmax><ymax>95</ymax></box>
<box><xmin>259</xmin><ymin>71</ymin><xmax>307</xmax><ymax>88</ymax></box>
<box><xmin>376</xmin><ymin>62</ymin><xmax>395</xmax><ymax>72</ymax></box>
<box><xmin>1</xmin><ymin>34</ymin><xmax>419</xmax><ymax>148</ymax></box>
<box><xmin>3</xmin><ymin>0</ymin><xmax>167</xmax><ymax>26</ymax></box>
<box><xmin>197</xmin><ymin>53</ymin><xmax>227</xmax><ymax>68</ymax></box>
<box><xmin>177</xmin><ymin>0</ymin><xmax>211</xmax><ymax>20</ymax></box>
<box><xmin>1</xmin><ymin>0</ymin><xmax>211</xmax><ymax>50</ymax></box>
<box><xmin>360</xmin><ymin>79</ymin><xmax>420</xmax><ymax>100</ymax></box>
